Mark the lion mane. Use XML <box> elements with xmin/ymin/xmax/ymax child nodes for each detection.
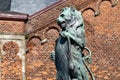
<box><xmin>57</xmin><ymin>7</ymin><xmax>84</xmax><ymax>31</ymax></box>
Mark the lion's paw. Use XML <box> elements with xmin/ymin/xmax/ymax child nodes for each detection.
<box><xmin>50</xmin><ymin>51</ymin><xmax>55</xmax><ymax>61</ymax></box>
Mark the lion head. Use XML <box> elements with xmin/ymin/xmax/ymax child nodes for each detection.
<box><xmin>57</xmin><ymin>7</ymin><xmax>84</xmax><ymax>31</ymax></box>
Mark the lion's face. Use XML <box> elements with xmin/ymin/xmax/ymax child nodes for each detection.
<box><xmin>57</xmin><ymin>7</ymin><xmax>83</xmax><ymax>31</ymax></box>
<box><xmin>57</xmin><ymin>7</ymin><xmax>75</xmax><ymax>30</ymax></box>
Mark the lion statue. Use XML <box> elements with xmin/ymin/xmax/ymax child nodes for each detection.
<box><xmin>50</xmin><ymin>7</ymin><xmax>95</xmax><ymax>80</ymax></box>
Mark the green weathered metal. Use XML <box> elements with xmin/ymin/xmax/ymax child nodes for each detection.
<box><xmin>51</xmin><ymin>7</ymin><xmax>95</xmax><ymax>80</ymax></box>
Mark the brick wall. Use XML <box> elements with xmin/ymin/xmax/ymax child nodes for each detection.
<box><xmin>25</xmin><ymin>0</ymin><xmax>95</xmax><ymax>80</ymax></box>
<box><xmin>0</xmin><ymin>0</ymin><xmax>119</xmax><ymax>80</ymax></box>
<box><xmin>26</xmin><ymin>0</ymin><xmax>120</xmax><ymax>80</ymax></box>
<box><xmin>1</xmin><ymin>41</ymin><xmax>22</xmax><ymax>80</ymax></box>
<box><xmin>82</xmin><ymin>1</ymin><xmax>120</xmax><ymax>80</ymax></box>
<box><xmin>26</xmin><ymin>0</ymin><xmax>119</xmax><ymax>80</ymax></box>
<box><xmin>0</xmin><ymin>20</ymin><xmax>24</xmax><ymax>34</ymax></box>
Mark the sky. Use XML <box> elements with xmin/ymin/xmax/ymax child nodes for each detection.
<box><xmin>11</xmin><ymin>0</ymin><xmax>59</xmax><ymax>15</ymax></box>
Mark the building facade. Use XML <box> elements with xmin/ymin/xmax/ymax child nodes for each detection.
<box><xmin>0</xmin><ymin>0</ymin><xmax>120</xmax><ymax>80</ymax></box>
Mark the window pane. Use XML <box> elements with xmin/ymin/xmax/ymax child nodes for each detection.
<box><xmin>11</xmin><ymin>0</ymin><xmax>59</xmax><ymax>15</ymax></box>
<box><xmin>0</xmin><ymin>0</ymin><xmax>11</xmax><ymax>11</ymax></box>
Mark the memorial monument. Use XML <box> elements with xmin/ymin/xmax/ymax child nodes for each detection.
<box><xmin>50</xmin><ymin>7</ymin><xmax>95</xmax><ymax>80</ymax></box>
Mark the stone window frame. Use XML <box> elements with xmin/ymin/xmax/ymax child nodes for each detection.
<box><xmin>0</xmin><ymin>34</ymin><xmax>26</xmax><ymax>80</ymax></box>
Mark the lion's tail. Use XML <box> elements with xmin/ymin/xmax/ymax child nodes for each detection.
<box><xmin>83</xmin><ymin>47</ymin><xmax>95</xmax><ymax>80</ymax></box>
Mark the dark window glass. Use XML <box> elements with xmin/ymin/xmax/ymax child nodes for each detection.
<box><xmin>11</xmin><ymin>0</ymin><xmax>59</xmax><ymax>15</ymax></box>
<box><xmin>0</xmin><ymin>0</ymin><xmax>11</xmax><ymax>11</ymax></box>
